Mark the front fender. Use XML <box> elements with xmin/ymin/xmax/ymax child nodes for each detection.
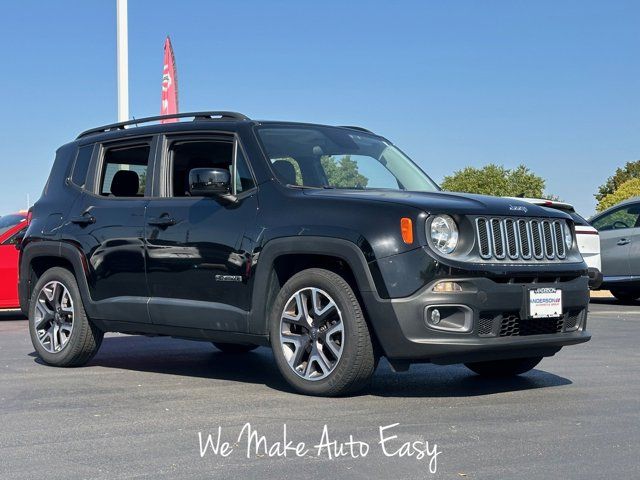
<box><xmin>248</xmin><ymin>236</ymin><xmax>381</xmax><ymax>335</ymax></box>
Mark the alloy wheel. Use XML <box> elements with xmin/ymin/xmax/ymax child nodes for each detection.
<box><xmin>279</xmin><ymin>287</ymin><xmax>344</xmax><ymax>381</ymax></box>
<box><xmin>33</xmin><ymin>281</ymin><xmax>74</xmax><ymax>353</ymax></box>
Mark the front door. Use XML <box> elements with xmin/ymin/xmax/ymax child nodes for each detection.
<box><xmin>0</xmin><ymin>226</ymin><xmax>25</xmax><ymax>308</ymax></box>
<box><xmin>592</xmin><ymin>203</ymin><xmax>640</xmax><ymax>279</ymax></box>
<box><xmin>144</xmin><ymin>135</ymin><xmax>258</xmax><ymax>331</ymax></box>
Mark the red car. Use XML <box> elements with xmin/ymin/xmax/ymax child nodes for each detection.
<box><xmin>0</xmin><ymin>212</ymin><xmax>28</xmax><ymax>310</ymax></box>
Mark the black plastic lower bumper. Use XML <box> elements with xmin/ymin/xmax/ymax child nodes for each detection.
<box><xmin>362</xmin><ymin>275</ymin><xmax>591</xmax><ymax>365</ymax></box>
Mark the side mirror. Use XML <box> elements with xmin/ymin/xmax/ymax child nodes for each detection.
<box><xmin>11</xmin><ymin>231</ymin><xmax>26</xmax><ymax>250</ymax></box>
<box><xmin>189</xmin><ymin>168</ymin><xmax>231</xmax><ymax>197</ymax></box>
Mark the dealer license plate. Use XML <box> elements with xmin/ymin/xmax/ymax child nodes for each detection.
<box><xmin>529</xmin><ymin>288</ymin><xmax>562</xmax><ymax>318</ymax></box>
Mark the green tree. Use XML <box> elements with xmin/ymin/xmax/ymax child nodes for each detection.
<box><xmin>441</xmin><ymin>163</ymin><xmax>551</xmax><ymax>198</ymax></box>
<box><xmin>596</xmin><ymin>178</ymin><xmax>640</xmax><ymax>212</ymax></box>
<box><xmin>138</xmin><ymin>170</ymin><xmax>147</xmax><ymax>195</ymax></box>
<box><xmin>596</xmin><ymin>160</ymin><xmax>640</xmax><ymax>202</ymax></box>
<box><xmin>321</xmin><ymin>155</ymin><xmax>369</xmax><ymax>188</ymax></box>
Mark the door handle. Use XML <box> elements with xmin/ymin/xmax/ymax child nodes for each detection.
<box><xmin>617</xmin><ymin>239</ymin><xmax>631</xmax><ymax>246</ymax></box>
<box><xmin>148</xmin><ymin>216</ymin><xmax>176</xmax><ymax>228</ymax></box>
<box><xmin>70</xmin><ymin>214</ymin><xmax>96</xmax><ymax>226</ymax></box>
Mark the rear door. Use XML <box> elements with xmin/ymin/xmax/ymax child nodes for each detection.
<box><xmin>144</xmin><ymin>134</ymin><xmax>258</xmax><ymax>331</ymax></box>
<box><xmin>68</xmin><ymin>137</ymin><xmax>157</xmax><ymax>323</ymax></box>
<box><xmin>592</xmin><ymin>204</ymin><xmax>640</xmax><ymax>278</ymax></box>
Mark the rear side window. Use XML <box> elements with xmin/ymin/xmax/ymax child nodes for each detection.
<box><xmin>71</xmin><ymin>145</ymin><xmax>93</xmax><ymax>187</ymax></box>
<box><xmin>98</xmin><ymin>144</ymin><xmax>151</xmax><ymax>197</ymax></box>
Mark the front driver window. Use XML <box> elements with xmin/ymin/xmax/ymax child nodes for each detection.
<box><xmin>592</xmin><ymin>205</ymin><xmax>640</xmax><ymax>231</ymax></box>
<box><xmin>169</xmin><ymin>140</ymin><xmax>255</xmax><ymax>197</ymax></box>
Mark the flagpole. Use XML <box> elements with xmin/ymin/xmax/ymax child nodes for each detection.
<box><xmin>116</xmin><ymin>0</ymin><xmax>129</xmax><ymax>122</ymax></box>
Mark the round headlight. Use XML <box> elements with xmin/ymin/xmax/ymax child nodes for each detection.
<box><xmin>430</xmin><ymin>215</ymin><xmax>459</xmax><ymax>254</ymax></box>
<box><xmin>564</xmin><ymin>225</ymin><xmax>573</xmax><ymax>249</ymax></box>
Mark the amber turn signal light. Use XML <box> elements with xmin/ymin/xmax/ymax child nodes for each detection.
<box><xmin>400</xmin><ymin>217</ymin><xmax>414</xmax><ymax>244</ymax></box>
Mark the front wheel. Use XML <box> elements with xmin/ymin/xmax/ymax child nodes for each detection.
<box><xmin>465</xmin><ymin>357</ymin><xmax>543</xmax><ymax>377</ymax></box>
<box><xmin>270</xmin><ymin>268</ymin><xmax>376</xmax><ymax>396</ymax></box>
<box><xmin>28</xmin><ymin>267</ymin><xmax>103</xmax><ymax>367</ymax></box>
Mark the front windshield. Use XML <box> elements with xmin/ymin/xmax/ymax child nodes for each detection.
<box><xmin>0</xmin><ymin>214</ymin><xmax>26</xmax><ymax>236</ymax></box>
<box><xmin>257</xmin><ymin>125</ymin><xmax>439</xmax><ymax>192</ymax></box>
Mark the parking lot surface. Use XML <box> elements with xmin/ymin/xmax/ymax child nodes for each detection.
<box><xmin>0</xmin><ymin>299</ymin><xmax>638</xmax><ymax>479</ymax></box>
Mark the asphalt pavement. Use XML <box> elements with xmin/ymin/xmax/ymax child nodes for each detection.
<box><xmin>0</xmin><ymin>299</ymin><xmax>638</xmax><ymax>479</ymax></box>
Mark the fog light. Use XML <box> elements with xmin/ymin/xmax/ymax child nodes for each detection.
<box><xmin>433</xmin><ymin>281</ymin><xmax>463</xmax><ymax>293</ymax></box>
<box><xmin>424</xmin><ymin>305</ymin><xmax>473</xmax><ymax>332</ymax></box>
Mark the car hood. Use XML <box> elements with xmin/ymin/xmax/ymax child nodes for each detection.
<box><xmin>302</xmin><ymin>189</ymin><xmax>571</xmax><ymax>219</ymax></box>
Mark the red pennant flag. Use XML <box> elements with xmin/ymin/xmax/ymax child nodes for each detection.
<box><xmin>161</xmin><ymin>36</ymin><xmax>178</xmax><ymax>122</ymax></box>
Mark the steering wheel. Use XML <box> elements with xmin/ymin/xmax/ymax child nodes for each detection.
<box><xmin>613</xmin><ymin>220</ymin><xmax>629</xmax><ymax>229</ymax></box>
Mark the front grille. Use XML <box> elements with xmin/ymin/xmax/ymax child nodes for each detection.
<box><xmin>477</xmin><ymin>218</ymin><xmax>490</xmax><ymax>257</ymax></box>
<box><xmin>478</xmin><ymin>314</ymin><xmax>495</xmax><ymax>336</ymax></box>
<box><xmin>478</xmin><ymin>308</ymin><xmax>585</xmax><ymax>337</ymax></box>
<box><xmin>499</xmin><ymin>314</ymin><xmax>563</xmax><ymax>336</ymax></box>
<box><xmin>563</xmin><ymin>309</ymin><xmax>583</xmax><ymax>331</ymax></box>
<box><xmin>504</xmin><ymin>219</ymin><xmax>518</xmax><ymax>259</ymax></box>
<box><xmin>476</xmin><ymin>217</ymin><xmax>569</xmax><ymax>262</ymax></box>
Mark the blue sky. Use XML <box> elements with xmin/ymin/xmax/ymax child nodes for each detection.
<box><xmin>0</xmin><ymin>0</ymin><xmax>637</xmax><ymax>216</ymax></box>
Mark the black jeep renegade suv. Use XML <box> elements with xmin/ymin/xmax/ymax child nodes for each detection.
<box><xmin>19</xmin><ymin>111</ymin><xmax>591</xmax><ymax>396</ymax></box>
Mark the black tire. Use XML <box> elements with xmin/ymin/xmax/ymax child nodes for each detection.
<box><xmin>610</xmin><ymin>288</ymin><xmax>640</xmax><ymax>302</ymax></box>
<box><xmin>28</xmin><ymin>267</ymin><xmax>103</xmax><ymax>367</ymax></box>
<box><xmin>465</xmin><ymin>356</ymin><xmax>543</xmax><ymax>377</ymax></box>
<box><xmin>269</xmin><ymin>268</ymin><xmax>376</xmax><ymax>396</ymax></box>
<box><xmin>212</xmin><ymin>342</ymin><xmax>258</xmax><ymax>354</ymax></box>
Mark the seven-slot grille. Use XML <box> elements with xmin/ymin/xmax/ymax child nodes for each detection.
<box><xmin>475</xmin><ymin>217</ymin><xmax>568</xmax><ymax>261</ymax></box>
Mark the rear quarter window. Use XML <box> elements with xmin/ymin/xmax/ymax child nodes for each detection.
<box><xmin>71</xmin><ymin>145</ymin><xmax>94</xmax><ymax>187</ymax></box>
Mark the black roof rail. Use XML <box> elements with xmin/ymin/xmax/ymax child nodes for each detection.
<box><xmin>77</xmin><ymin>111</ymin><xmax>250</xmax><ymax>139</ymax></box>
<box><xmin>338</xmin><ymin>125</ymin><xmax>375</xmax><ymax>134</ymax></box>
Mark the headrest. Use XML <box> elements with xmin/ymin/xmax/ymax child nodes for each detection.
<box><xmin>111</xmin><ymin>170</ymin><xmax>140</xmax><ymax>197</ymax></box>
<box><xmin>272</xmin><ymin>160</ymin><xmax>297</xmax><ymax>185</ymax></box>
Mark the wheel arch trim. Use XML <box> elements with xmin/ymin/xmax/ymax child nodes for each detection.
<box><xmin>248</xmin><ymin>236</ymin><xmax>380</xmax><ymax>336</ymax></box>
<box><xmin>19</xmin><ymin>241</ymin><xmax>93</xmax><ymax>316</ymax></box>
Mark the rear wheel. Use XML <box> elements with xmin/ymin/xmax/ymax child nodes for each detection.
<box><xmin>270</xmin><ymin>268</ymin><xmax>376</xmax><ymax>396</ymax></box>
<box><xmin>465</xmin><ymin>356</ymin><xmax>543</xmax><ymax>377</ymax></box>
<box><xmin>28</xmin><ymin>267</ymin><xmax>103</xmax><ymax>367</ymax></box>
<box><xmin>610</xmin><ymin>288</ymin><xmax>640</xmax><ymax>302</ymax></box>
<box><xmin>212</xmin><ymin>342</ymin><xmax>258</xmax><ymax>354</ymax></box>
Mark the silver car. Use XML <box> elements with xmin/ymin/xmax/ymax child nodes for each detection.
<box><xmin>591</xmin><ymin>196</ymin><xmax>640</xmax><ymax>301</ymax></box>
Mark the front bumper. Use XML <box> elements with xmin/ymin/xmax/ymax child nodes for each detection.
<box><xmin>362</xmin><ymin>275</ymin><xmax>591</xmax><ymax>365</ymax></box>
